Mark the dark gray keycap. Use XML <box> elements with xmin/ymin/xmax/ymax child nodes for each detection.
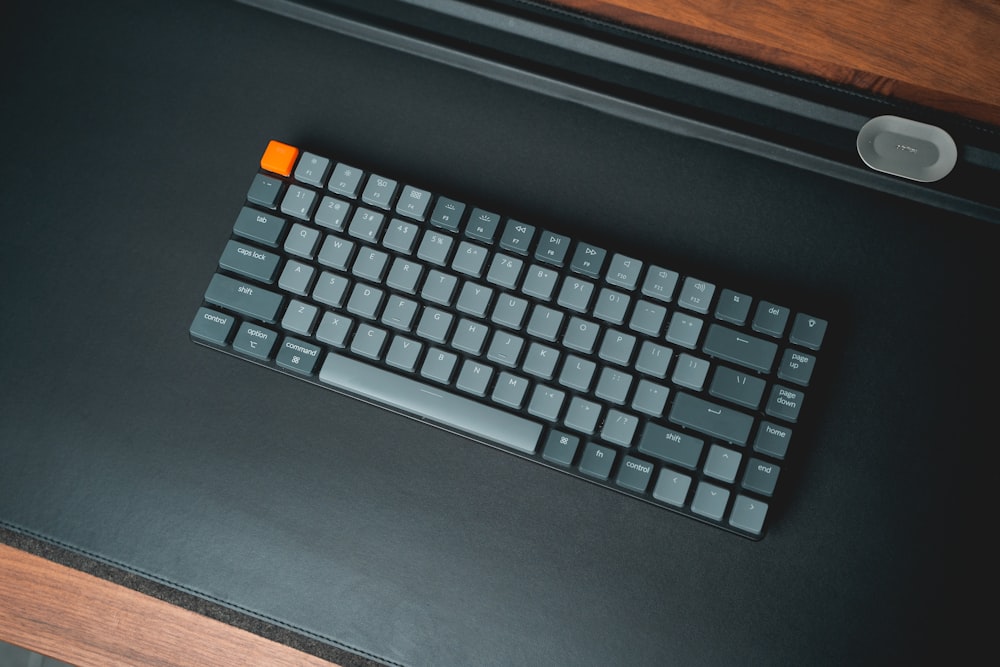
<box><xmin>316</xmin><ymin>311</ymin><xmax>353</xmax><ymax>348</ymax></box>
<box><xmin>284</xmin><ymin>223</ymin><xmax>320</xmax><ymax>259</ymax></box>
<box><xmin>522</xmin><ymin>265</ymin><xmax>558</xmax><ymax>300</ymax></box>
<box><xmin>233</xmin><ymin>206</ymin><xmax>286</xmax><ymax>247</ymax></box>
<box><xmin>527</xmin><ymin>385</ymin><xmax>565</xmax><ymax>422</ymax></box>
<box><xmin>455</xmin><ymin>360</ymin><xmax>493</xmax><ymax>396</ymax></box>
<box><xmin>314</xmin><ymin>196</ymin><xmax>350</xmax><ymax>231</ymax></box>
<box><xmin>361</xmin><ymin>174</ymin><xmax>397</xmax><ymax>210</ymax></box>
<box><xmin>499</xmin><ymin>220</ymin><xmax>535</xmax><ymax>256</ymax></box>
<box><xmin>702</xmin><ymin>324</ymin><xmax>778</xmax><ymax>373</ymax></box>
<box><xmin>219</xmin><ymin>240</ymin><xmax>280</xmax><ymax>283</ymax></box>
<box><xmin>542</xmin><ymin>430</ymin><xmax>579</xmax><ymax>466</ymax></box>
<box><xmin>278</xmin><ymin>260</ymin><xmax>315</xmax><ymax>296</ymax></box>
<box><xmin>600</xmin><ymin>409</ymin><xmax>639</xmax><ymax>446</ymax></box>
<box><xmin>615</xmin><ymin>456</ymin><xmax>654</xmax><ymax>493</ymax></box>
<box><xmin>691</xmin><ymin>482</ymin><xmax>730</xmax><ymax>521</ymax></box>
<box><xmin>232</xmin><ymin>322</ymin><xmax>278</xmax><ymax>360</ymax></box>
<box><xmin>246</xmin><ymin>174</ymin><xmax>282</xmax><ymax>209</ymax></box>
<box><xmin>638</xmin><ymin>423</ymin><xmax>704</xmax><ymax>470</ymax></box>
<box><xmin>395</xmin><ymin>185</ymin><xmax>431</xmax><ymax>220</ymax></box>
<box><xmin>280</xmin><ymin>185</ymin><xmax>317</xmax><ymax>220</ymax></box>
<box><xmin>742</xmin><ymin>458</ymin><xmax>780</xmax><ymax>497</ymax></box>
<box><xmin>430</xmin><ymin>197</ymin><xmax>465</xmax><ymax>230</ymax></box>
<box><xmin>752</xmin><ymin>301</ymin><xmax>790</xmax><ymax>337</ymax></box>
<box><xmin>715</xmin><ymin>289</ymin><xmax>752</xmax><ymax>325</ymax></box>
<box><xmin>382</xmin><ymin>218</ymin><xmax>419</xmax><ymax>254</ymax></box>
<box><xmin>189</xmin><ymin>307</ymin><xmax>235</xmax><ymax>345</ymax></box>
<box><xmin>593</xmin><ymin>288</ymin><xmax>630</xmax><ymax>324</ymax></box>
<box><xmin>204</xmin><ymin>274</ymin><xmax>283</xmax><ymax>323</ymax></box>
<box><xmin>451</xmin><ymin>319</ymin><xmax>489</xmax><ymax>355</ymax></box>
<box><xmin>729</xmin><ymin>495</ymin><xmax>768</xmax><ymax>535</ymax></box>
<box><xmin>765</xmin><ymin>384</ymin><xmax>804</xmax><ymax>423</ymax></box>
<box><xmin>276</xmin><ymin>337</ymin><xmax>322</xmax><ymax>375</ymax></box>
<box><xmin>677</xmin><ymin>277</ymin><xmax>715</xmax><ymax>314</ymax></box>
<box><xmin>351</xmin><ymin>323</ymin><xmax>388</xmax><ymax>360</ymax></box>
<box><xmin>534</xmin><ymin>231</ymin><xmax>570</xmax><ymax>266</ymax></box>
<box><xmin>466</xmin><ymin>209</ymin><xmax>501</xmax><ymax>242</ymax></box>
<box><xmin>641</xmin><ymin>266</ymin><xmax>679</xmax><ymax>302</ymax></box>
<box><xmin>606</xmin><ymin>254</ymin><xmax>642</xmax><ymax>290</ymax></box>
<box><xmin>294</xmin><ymin>152</ymin><xmax>330</xmax><ymax>186</ymax></box>
<box><xmin>665</xmin><ymin>312</ymin><xmax>703</xmax><ymax>349</ymax></box>
<box><xmin>570</xmin><ymin>243</ymin><xmax>607</xmax><ymax>278</ymax></box>
<box><xmin>564</xmin><ymin>397</ymin><xmax>601</xmax><ymax>433</ymax></box>
<box><xmin>328</xmin><ymin>163</ymin><xmax>363</xmax><ymax>198</ymax></box>
<box><xmin>421</xmin><ymin>348</ymin><xmax>458</xmax><ymax>384</ymax></box>
<box><xmin>281</xmin><ymin>299</ymin><xmax>318</xmax><ymax>336</ymax></box>
<box><xmin>313</xmin><ymin>271</ymin><xmax>349</xmax><ymax>308</ymax></box>
<box><xmin>319</xmin><ymin>354</ymin><xmax>543</xmax><ymax>453</ymax></box>
<box><xmin>632</xmin><ymin>379</ymin><xmax>669</xmax><ymax>417</ymax></box>
<box><xmin>709</xmin><ymin>366</ymin><xmax>766</xmax><ymax>409</ymax></box>
<box><xmin>753</xmin><ymin>421</ymin><xmax>792</xmax><ymax>460</ymax></box>
<box><xmin>491</xmin><ymin>294</ymin><xmax>528</xmax><ymax>329</ymax></box>
<box><xmin>789</xmin><ymin>313</ymin><xmax>828</xmax><ymax>350</ymax></box>
<box><xmin>669</xmin><ymin>391</ymin><xmax>754</xmax><ymax>445</ymax></box>
<box><xmin>492</xmin><ymin>371</ymin><xmax>529</xmax><ymax>408</ymax></box>
<box><xmin>317</xmin><ymin>236</ymin><xmax>355</xmax><ymax>270</ymax></box>
<box><xmin>777</xmin><ymin>348</ymin><xmax>816</xmax><ymax>386</ymax></box>
<box><xmin>386</xmin><ymin>336</ymin><xmax>423</xmax><ymax>372</ymax></box>
<box><xmin>652</xmin><ymin>470</ymin><xmax>691</xmax><ymax>507</ymax></box>
<box><xmin>671</xmin><ymin>353</ymin><xmax>710</xmax><ymax>390</ymax></box>
<box><xmin>704</xmin><ymin>444</ymin><xmax>742</xmax><ymax>483</ymax></box>
<box><xmin>579</xmin><ymin>442</ymin><xmax>616</xmax><ymax>480</ymax></box>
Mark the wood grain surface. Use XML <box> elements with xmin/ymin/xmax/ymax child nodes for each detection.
<box><xmin>545</xmin><ymin>0</ymin><xmax>1000</xmax><ymax>127</ymax></box>
<box><xmin>0</xmin><ymin>544</ymin><xmax>337</xmax><ymax>667</ymax></box>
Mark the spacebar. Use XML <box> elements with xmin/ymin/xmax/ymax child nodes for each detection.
<box><xmin>319</xmin><ymin>354</ymin><xmax>542</xmax><ymax>454</ymax></box>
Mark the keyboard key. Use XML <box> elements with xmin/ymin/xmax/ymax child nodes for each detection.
<box><xmin>789</xmin><ymin>313</ymin><xmax>828</xmax><ymax>350</ymax></box>
<box><xmin>668</xmin><ymin>391</ymin><xmax>754</xmax><ymax>445</ymax></box>
<box><xmin>189</xmin><ymin>307</ymin><xmax>235</xmax><ymax>345</ymax></box>
<box><xmin>715</xmin><ymin>289</ymin><xmax>752</xmax><ymax>324</ymax></box>
<box><xmin>728</xmin><ymin>495</ymin><xmax>768</xmax><ymax>535</ymax></box>
<box><xmin>638</xmin><ymin>423</ymin><xmax>704</xmax><ymax>470</ymax></box>
<box><xmin>702</xmin><ymin>324</ymin><xmax>777</xmax><ymax>373</ymax></box>
<box><xmin>499</xmin><ymin>220</ymin><xmax>535</xmax><ymax>255</ymax></box>
<box><xmin>691</xmin><ymin>482</ymin><xmax>729</xmax><ymax>521</ymax></box>
<box><xmin>741</xmin><ymin>458</ymin><xmax>780</xmax><ymax>497</ymax></box>
<box><xmin>709</xmin><ymin>366</ymin><xmax>766</xmax><ymax>410</ymax></box>
<box><xmin>640</xmin><ymin>266</ymin><xmax>679</xmax><ymax>302</ymax></box>
<box><xmin>466</xmin><ymin>209</ymin><xmax>501</xmax><ymax>242</ymax></box>
<box><xmin>329</xmin><ymin>163</ymin><xmax>363</xmax><ymax>198</ymax></box>
<box><xmin>579</xmin><ymin>442</ymin><xmax>616</xmax><ymax>480</ymax></box>
<box><xmin>753</xmin><ymin>421</ymin><xmax>792</xmax><ymax>460</ymax></box>
<box><xmin>294</xmin><ymin>152</ymin><xmax>330</xmax><ymax>186</ymax></box>
<box><xmin>259</xmin><ymin>140</ymin><xmax>298</xmax><ymax>176</ymax></box>
<box><xmin>677</xmin><ymin>277</ymin><xmax>715</xmax><ymax>314</ymax></box>
<box><xmin>777</xmin><ymin>348</ymin><xmax>816</xmax><ymax>386</ymax></box>
<box><xmin>542</xmin><ymin>430</ymin><xmax>579</xmax><ymax>465</ymax></box>
<box><xmin>534</xmin><ymin>231</ymin><xmax>570</xmax><ymax>266</ymax></box>
<box><xmin>276</xmin><ymin>337</ymin><xmax>321</xmax><ymax>375</ymax></box>
<box><xmin>605</xmin><ymin>254</ymin><xmax>642</xmax><ymax>290</ymax></box>
<box><xmin>652</xmin><ymin>470</ymin><xmax>691</xmax><ymax>507</ymax></box>
<box><xmin>752</xmin><ymin>301</ymin><xmax>790</xmax><ymax>337</ymax></box>
<box><xmin>429</xmin><ymin>197</ymin><xmax>465</xmax><ymax>230</ymax></box>
<box><xmin>395</xmin><ymin>185</ymin><xmax>431</xmax><ymax>220</ymax></box>
<box><xmin>233</xmin><ymin>206</ymin><xmax>286</xmax><ymax>246</ymax></box>
<box><xmin>204</xmin><ymin>273</ymin><xmax>283</xmax><ymax>323</ymax></box>
<box><xmin>569</xmin><ymin>243</ymin><xmax>606</xmax><ymax>278</ymax></box>
<box><xmin>361</xmin><ymin>174</ymin><xmax>397</xmax><ymax>209</ymax></box>
<box><xmin>615</xmin><ymin>456</ymin><xmax>653</xmax><ymax>492</ymax></box>
<box><xmin>764</xmin><ymin>384</ymin><xmax>804</xmax><ymax>423</ymax></box>
<box><xmin>246</xmin><ymin>174</ymin><xmax>283</xmax><ymax>210</ymax></box>
<box><xmin>232</xmin><ymin>322</ymin><xmax>278</xmax><ymax>360</ymax></box>
<box><xmin>219</xmin><ymin>240</ymin><xmax>280</xmax><ymax>283</ymax></box>
<box><xmin>319</xmin><ymin>354</ymin><xmax>542</xmax><ymax>454</ymax></box>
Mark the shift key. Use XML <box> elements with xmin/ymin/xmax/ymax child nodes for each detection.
<box><xmin>204</xmin><ymin>273</ymin><xmax>283</xmax><ymax>323</ymax></box>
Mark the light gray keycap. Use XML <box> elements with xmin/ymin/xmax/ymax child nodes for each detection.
<box><xmin>632</xmin><ymin>379</ymin><xmax>669</xmax><ymax>416</ymax></box>
<box><xmin>285</xmin><ymin>223</ymin><xmax>320</xmax><ymax>259</ymax></box>
<box><xmin>385</xmin><ymin>336</ymin><xmax>423</xmax><ymax>372</ymax></box>
<box><xmin>395</xmin><ymin>185</ymin><xmax>431</xmax><ymax>220</ymax></box>
<box><xmin>528</xmin><ymin>385</ymin><xmax>565</xmax><ymax>422</ymax></box>
<box><xmin>421</xmin><ymin>270</ymin><xmax>457</xmax><ymax>305</ymax></box>
<box><xmin>606</xmin><ymin>253</ymin><xmax>642</xmax><ymax>289</ymax></box>
<box><xmin>491</xmin><ymin>294</ymin><xmax>528</xmax><ymax>329</ymax></box>
<box><xmin>526</xmin><ymin>305</ymin><xmax>563</xmax><ymax>341</ymax></box>
<box><xmin>564</xmin><ymin>397</ymin><xmax>601</xmax><ymax>434</ymax></box>
<box><xmin>382</xmin><ymin>218</ymin><xmax>419</xmax><ymax>254</ymax></box>
<box><xmin>346</xmin><ymin>283</ymin><xmax>384</xmax><ymax>319</ymax></box>
<box><xmin>641</xmin><ymin>266</ymin><xmax>679</xmax><ymax>302</ymax></box>
<box><xmin>635</xmin><ymin>341</ymin><xmax>672</xmax><ymax>377</ymax></box>
<box><xmin>453</xmin><ymin>241</ymin><xmax>489</xmax><ymax>277</ymax></box>
<box><xmin>486</xmin><ymin>253</ymin><xmax>523</xmax><ymax>289</ymax></box>
<box><xmin>653</xmin><ymin>470</ymin><xmax>692</xmax><ymax>507</ymax></box>
<box><xmin>729</xmin><ymin>495</ymin><xmax>768</xmax><ymax>535</ymax></box>
<box><xmin>328</xmin><ymin>163</ymin><xmax>363</xmax><ymax>198</ymax></box>
<box><xmin>522</xmin><ymin>342</ymin><xmax>559</xmax><ymax>380</ymax></box>
<box><xmin>487</xmin><ymin>332</ymin><xmax>524</xmax><ymax>367</ymax></box>
<box><xmin>601</xmin><ymin>409</ymin><xmax>639</xmax><ymax>446</ymax></box>
<box><xmin>492</xmin><ymin>371</ymin><xmax>529</xmax><ymax>408</ymax></box>
<box><xmin>456</xmin><ymin>282</ymin><xmax>494</xmax><ymax>317</ymax></box>
<box><xmin>189</xmin><ymin>307</ymin><xmax>235</xmax><ymax>345</ymax></box>
<box><xmin>280</xmin><ymin>185</ymin><xmax>316</xmax><ymax>220</ymax></box>
<box><xmin>278</xmin><ymin>260</ymin><xmax>315</xmax><ymax>296</ymax></box>
<box><xmin>352</xmin><ymin>248</ymin><xmax>389</xmax><ymax>282</ymax></box>
<box><xmin>691</xmin><ymin>482</ymin><xmax>730</xmax><ymax>521</ymax></box>
<box><xmin>416</xmin><ymin>307</ymin><xmax>453</xmax><ymax>342</ymax></box>
<box><xmin>672</xmin><ymin>353</ymin><xmax>710</xmax><ymax>390</ymax></box>
<box><xmin>417</xmin><ymin>231</ymin><xmax>454</xmax><ymax>266</ymax></box>
<box><xmin>313</xmin><ymin>271</ymin><xmax>349</xmax><ymax>307</ymax></box>
<box><xmin>557</xmin><ymin>278</ymin><xmax>595</xmax><ymax>312</ymax></box>
<box><xmin>704</xmin><ymin>444</ymin><xmax>742</xmax><ymax>483</ymax></box>
<box><xmin>348</xmin><ymin>207</ymin><xmax>385</xmax><ymax>243</ymax></box>
<box><xmin>421</xmin><ymin>348</ymin><xmax>458</xmax><ymax>383</ymax></box>
<box><xmin>451</xmin><ymin>319</ymin><xmax>489</xmax><ymax>355</ymax></box>
<box><xmin>629</xmin><ymin>300</ymin><xmax>667</xmax><ymax>336</ymax></box>
<box><xmin>666</xmin><ymin>311</ymin><xmax>704</xmax><ymax>349</ymax></box>
<box><xmin>559</xmin><ymin>355</ymin><xmax>596</xmax><ymax>392</ymax></box>
<box><xmin>361</xmin><ymin>174</ymin><xmax>397</xmax><ymax>210</ymax></box>
<box><xmin>385</xmin><ymin>258</ymin><xmax>422</xmax><ymax>294</ymax></box>
<box><xmin>677</xmin><ymin>277</ymin><xmax>715</xmax><ymax>314</ymax></box>
<box><xmin>381</xmin><ymin>296</ymin><xmax>419</xmax><ymax>331</ymax></box>
<box><xmin>598</xmin><ymin>330</ymin><xmax>636</xmax><ymax>366</ymax></box>
<box><xmin>314</xmin><ymin>196</ymin><xmax>350</xmax><ymax>231</ymax></box>
<box><xmin>564</xmin><ymin>317</ymin><xmax>599</xmax><ymax>353</ymax></box>
<box><xmin>456</xmin><ymin>360</ymin><xmax>493</xmax><ymax>396</ymax></box>
<box><xmin>593</xmin><ymin>288</ymin><xmax>630</xmax><ymax>324</ymax></box>
<box><xmin>319</xmin><ymin>354</ymin><xmax>542</xmax><ymax>453</ymax></box>
<box><xmin>595</xmin><ymin>368</ymin><xmax>633</xmax><ymax>404</ymax></box>
<box><xmin>281</xmin><ymin>299</ymin><xmax>318</xmax><ymax>335</ymax></box>
<box><xmin>316</xmin><ymin>311</ymin><xmax>353</xmax><ymax>348</ymax></box>
<box><xmin>294</xmin><ymin>152</ymin><xmax>330</xmax><ymax>186</ymax></box>
<box><xmin>522</xmin><ymin>264</ymin><xmax>558</xmax><ymax>300</ymax></box>
<box><xmin>351</xmin><ymin>323</ymin><xmax>388</xmax><ymax>360</ymax></box>
<box><xmin>317</xmin><ymin>235</ymin><xmax>355</xmax><ymax>270</ymax></box>
<box><xmin>219</xmin><ymin>240</ymin><xmax>280</xmax><ymax>283</ymax></box>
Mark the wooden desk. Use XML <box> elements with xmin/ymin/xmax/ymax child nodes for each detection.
<box><xmin>1</xmin><ymin>1</ymin><xmax>997</xmax><ymax>666</ymax></box>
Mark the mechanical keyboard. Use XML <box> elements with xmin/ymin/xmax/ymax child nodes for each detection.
<box><xmin>190</xmin><ymin>140</ymin><xmax>829</xmax><ymax>539</ymax></box>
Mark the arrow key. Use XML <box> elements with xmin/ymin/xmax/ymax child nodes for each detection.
<box><xmin>652</xmin><ymin>469</ymin><xmax>692</xmax><ymax>507</ymax></box>
<box><xmin>728</xmin><ymin>495</ymin><xmax>768</xmax><ymax>536</ymax></box>
<box><xmin>704</xmin><ymin>444</ymin><xmax>743</xmax><ymax>483</ymax></box>
<box><xmin>691</xmin><ymin>481</ymin><xmax>730</xmax><ymax>521</ymax></box>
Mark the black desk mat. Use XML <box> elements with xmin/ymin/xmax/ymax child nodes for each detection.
<box><xmin>1</xmin><ymin>1</ymin><xmax>995</xmax><ymax>665</ymax></box>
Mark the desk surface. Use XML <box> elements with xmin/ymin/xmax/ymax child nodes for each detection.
<box><xmin>0</xmin><ymin>1</ymin><xmax>995</xmax><ymax>666</ymax></box>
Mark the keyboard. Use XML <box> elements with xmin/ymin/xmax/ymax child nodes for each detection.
<box><xmin>190</xmin><ymin>140</ymin><xmax>829</xmax><ymax>539</ymax></box>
